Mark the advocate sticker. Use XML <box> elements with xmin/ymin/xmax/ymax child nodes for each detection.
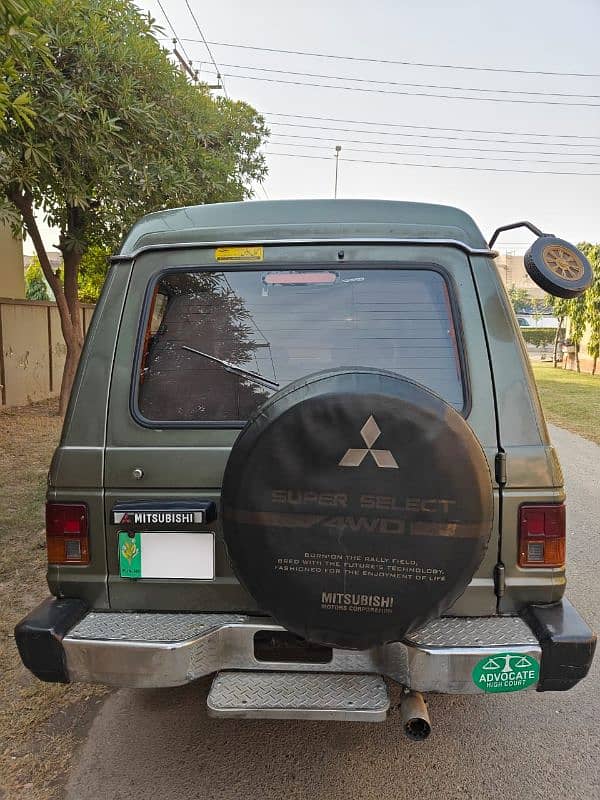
<box><xmin>472</xmin><ymin>652</ymin><xmax>539</xmax><ymax>693</ymax></box>
<box><xmin>119</xmin><ymin>531</ymin><xmax>141</xmax><ymax>579</ymax></box>
<box><xmin>215</xmin><ymin>246</ymin><xmax>263</xmax><ymax>263</ymax></box>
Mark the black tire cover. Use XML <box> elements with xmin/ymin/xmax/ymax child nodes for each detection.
<box><xmin>222</xmin><ymin>368</ymin><xmax>494</xmax><ymax>649</ymax></box>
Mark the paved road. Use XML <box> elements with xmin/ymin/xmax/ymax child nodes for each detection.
<box><xmin>66</xmin><ymin>425</ymin><xmax>600</xmax><ymax>800</ymax></box>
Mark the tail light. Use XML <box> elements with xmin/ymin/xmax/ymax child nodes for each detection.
<box><xmin>263</xmin><ymin>271</ymin><xmax>338</xmax><ymax>285</ymax></box>
<box><xmin>46</xmin><ymin>503</ymin><xmax>90</xmax><ymax>565</ymax></box>
<box><xmin>518</xmin><ymin>503</ymin><xmax>565</xmax><ymax>568</ymax></box>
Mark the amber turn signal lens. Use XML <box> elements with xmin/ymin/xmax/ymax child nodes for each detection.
<box><xmin>46</xmin><ymin>503</ymin><xmax>90</xmax><ymax>565</ymax></box>
<box><xmin>518</xmin><ymin>504</ymin><xmax>565</xmax><ymax>568</ymax></box>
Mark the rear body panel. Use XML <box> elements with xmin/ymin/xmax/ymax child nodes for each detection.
<box><xmin>468</xmin><ymin>254</ymin><xmax>566</xmax><ymax>610</ymax></box>
<box><xmin>47</xmin><ymin>200</ymin><xmax>563</xmax><ymax>618</ymax></box>
<box><xmin>47</xmin><ymin>260</ymin><xmax>133</xmax><ymax>608</ymax></box>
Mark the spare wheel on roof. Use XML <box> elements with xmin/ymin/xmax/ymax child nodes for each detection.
<box><xmin>221</xmin><ymin>368</ymin><xmax>494</xmax><ymax>649</ymax></box>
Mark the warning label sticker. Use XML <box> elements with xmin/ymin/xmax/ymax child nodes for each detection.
<box><xmin>215</xmin><ymin>246</ymin><xmax>263</xmax><ymax>262</ymax></box>
<box><xmin>472</xmin><ymin>652</ymin><xmax>540</xmax><ymax>693</ymax></box>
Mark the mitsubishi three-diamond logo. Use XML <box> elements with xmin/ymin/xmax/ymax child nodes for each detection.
<box><xmin>338</xmin><ymin>415</ymin><xmax>399</xmax><ymax>469</ymax></box>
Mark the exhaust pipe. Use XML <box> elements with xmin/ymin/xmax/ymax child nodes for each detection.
<box><xmin>400</xmin><ymin>691</ymin><xmax>431</xmax><ymax>741</ymax></box>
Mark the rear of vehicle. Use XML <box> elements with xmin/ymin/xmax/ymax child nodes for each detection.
<box><xmin>16</xmin><ymin>200</ymin><xmax>595</xmax><ymax>730</ymax></box>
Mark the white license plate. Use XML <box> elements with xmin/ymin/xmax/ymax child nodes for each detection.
<box><xmin>118</xmin><ymin>531</ymin><xmax>214</xmax><ymax>579</ymax></box>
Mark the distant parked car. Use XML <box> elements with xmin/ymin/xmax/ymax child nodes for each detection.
<box><xmin>517</xmin><ymin>314</ymin><xmax>559</xmax><ymax>329</ymax></box>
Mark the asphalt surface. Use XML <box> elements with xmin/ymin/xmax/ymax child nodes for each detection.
<box><xmin>66</xmin><ymin>424</ymin><xmax>600</xmax><ymax>800</ymax></box>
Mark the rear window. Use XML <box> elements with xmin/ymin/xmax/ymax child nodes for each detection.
<box><xmin>136</xmin><ymin>268</ymin><xmax>464</xmax><ymax>424</ymax></box>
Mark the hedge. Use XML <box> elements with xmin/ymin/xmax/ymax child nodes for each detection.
<box><xmin>520</xmin><ymin>327</ymin><xmax>556</xmax><ymax>348</ymax></box>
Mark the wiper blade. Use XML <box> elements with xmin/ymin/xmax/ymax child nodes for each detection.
<box><xmin>181</xmin><ymin>345</ymin><xmax>280</xmax><ymax>391</ymax></box>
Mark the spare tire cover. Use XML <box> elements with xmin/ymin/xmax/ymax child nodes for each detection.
<box><xmin>222</xmin><ymin>368</ymin><xmax>493</xmax><ymax>649</ymax></box>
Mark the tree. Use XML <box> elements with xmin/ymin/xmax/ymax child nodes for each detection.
<box><xmin>545</xmin><ymin>245</ymin><xmax>599</xmax><ymax>372</ymax></box>
<box><xmin>24</xmin><ymin>255</ymin><xmax>49</xmax><ymax>300</ymax></box>
<box><xmin>546</xmin><ymin>294</ymin><xmax>570</xmax><ymax>368</ymax></box>
<box><xmin>78</xmin><ymin>245</ymin><xmax>110</xmax><ymax>303</ymax></box>
<box><xmin>508</xmin><ymin>285</ymin><xmax>531</xmax><ymax>314</ymax></box>
<box><xmin>0</xmin><ymin>0</ymin><xmax>267</xmax><ymax>413</ymax></box>
<box><xmin>530</xmin><ymin>297</ymin><xmax>546</xmax><ymax>325</ymax></box>
<box><xmin>579</xmin><ymin>243</ymin><xmax>600</xmax><ymax>374</ymax></box>
<box><xmin>567</xmin><ymin>294</ymin><xmax>588</xmax><ymax>373</ymax></box>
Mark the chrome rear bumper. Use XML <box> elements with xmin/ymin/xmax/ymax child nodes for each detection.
<box><xmin>61</xmin><ymin>611</ymin><xmax>541</xmax><ymax>694</ymax></box>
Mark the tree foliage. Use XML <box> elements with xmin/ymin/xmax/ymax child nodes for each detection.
<box><xmin>546</xmin><ymin>294</ymin><xmax>571</xmax><ymax>320</ymax></box>
<box><xmin>0</xmin><ymin>0</ymin><xmax>268</xmax><ymax>412</ymax></box>
<box><xmin>0</xmin><ymin>0</ymin><xmax>49</xmax><ymax>131</ymax></box>
<box><xmin>24</xmin><ymin>255</ymin><xmax>49</xmax><ymax>300</ymax></box>
<box><xmin>579</xmin><ymin>243</ymin><xmax>600</xmax><ymax>373</ymax></box>
<box><xmin>567</xmin><ymin>294</ymin><xmax>588</xmax><ymax>372</ymax></box>
<box><xmin>529</xmin><ymin>297</ymin><xmax>547</xmax><ymax>323</ymax></box>
<box><xmin>546</xmin><ymin>244</ymin><xmax>600</xmax><ymax>373</ymax></box>
<box><xmin>78</xmin><ymin>245</ymin><xmax>109</xmax><ymax>303</ymax></box>
<box><xmin>546</xmin><ymin>294</ymin><xmax>571</xmax><ymax>367</ymax></box>
<box><xmin>508</xmin><ymin>285</ymin><xmax>531</xmax><ymax>314</ymax></box>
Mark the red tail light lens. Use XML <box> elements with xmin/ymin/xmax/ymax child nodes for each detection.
<box><xmin>46</xmin><ymin>503</ymin><xmax>90</xmax><ymax>565</ymax></box>
<box><xmin>518</xmin><ymin>503</ymin><xmax>565</xmax><ymax>568</ymax></box>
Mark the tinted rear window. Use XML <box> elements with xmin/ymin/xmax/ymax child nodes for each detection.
<box><xmin>136</xmin><ymin>268</ymin><xmax>464</xmax><ymax>424</ymax></box>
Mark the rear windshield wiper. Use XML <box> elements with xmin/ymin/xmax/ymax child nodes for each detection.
<box><xmin>181</xmin><ymin>345</ymin><xmax>280</xmax><ymax>391</ymax></box>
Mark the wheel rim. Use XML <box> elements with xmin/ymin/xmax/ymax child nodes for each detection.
<box><xmin>542</xmin><ymin>244</ymin><xmax>585</xmax><ymax>280</ymax></box>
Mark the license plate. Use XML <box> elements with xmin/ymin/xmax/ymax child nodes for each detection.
<box><xmin>118</xmin><ymin>531</ymin><xmax>214</xmax><ymax>579</ymax></box>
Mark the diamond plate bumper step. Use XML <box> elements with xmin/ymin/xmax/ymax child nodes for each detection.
<box><xmin>207</xmin><ymin>671</ymin><xmax>390</xmax><ymax>721</ymax></box>
<box><xmin>61</xmin><ymin>612</ymin><xmax>543</xmax><ymax>692</ymax></box>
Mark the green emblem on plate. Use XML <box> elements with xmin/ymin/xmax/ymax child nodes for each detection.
<box><xmin>118</xmin><ymin>531</ymin><xmax>141</xmax><ymax>578</ymax></box>
<box><xmin>472</xmin><ymin>652</ymin><xmax>539</xmax><ymax>693</ymax></box>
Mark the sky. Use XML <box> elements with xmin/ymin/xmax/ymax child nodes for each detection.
<box><xmin>29</xmin><ymin>0</ymin><xmax>600</xmax><ymax>255</ymax></box>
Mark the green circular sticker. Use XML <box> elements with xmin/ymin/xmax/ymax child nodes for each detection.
<box><xmin>472</xmin><ymin>652</ymin><xmax>540</xmax><ymax>693</ymax></box>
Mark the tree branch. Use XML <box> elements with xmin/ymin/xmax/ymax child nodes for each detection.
<box><xmin>7</xmin><ymin>186</ymin><xmax>76</xmax><ymax>343</ymax></box>
<box><xmin>60</xmin><ymin>204</ymin><xmax>85</xmax><ymax>331</ymax></box>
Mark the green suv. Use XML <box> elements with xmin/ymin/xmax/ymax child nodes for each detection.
<box><xmin>16</xmin><ymin>200</ymin><xmax>596</xmax><ymax>738</ymax></box>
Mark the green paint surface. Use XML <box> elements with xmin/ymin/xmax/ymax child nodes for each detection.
<box><xmin>119</xmin><ymin>532</ymin><xmax>141</xmax><ymax>578</ymax></box>
<box><xmin>472</xmin><ymin>652</ymin><xmax>539</xmax><ymax>693</ymax></box>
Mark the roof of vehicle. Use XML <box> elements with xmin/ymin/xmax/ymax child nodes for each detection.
<box><xmin>118</xmin><ymin>199</ymin><xmax>489</xmax><ymax>255</ymax></box>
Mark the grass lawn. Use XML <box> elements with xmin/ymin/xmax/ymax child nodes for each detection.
<box><xmin>0</xmin><ymin>400</ymin><xmax>107</xmax><ymax>800</ymax></box>
<box><xmin>532</xmin><ymin>363</ymin><xmax>600</xmax><ymax>445</ymax></box>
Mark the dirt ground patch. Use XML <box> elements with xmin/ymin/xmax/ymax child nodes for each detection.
<box><xmin>0</xmin><ymin>400</ymin><xmax>108</xmax><ymax>800</ymax></box>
